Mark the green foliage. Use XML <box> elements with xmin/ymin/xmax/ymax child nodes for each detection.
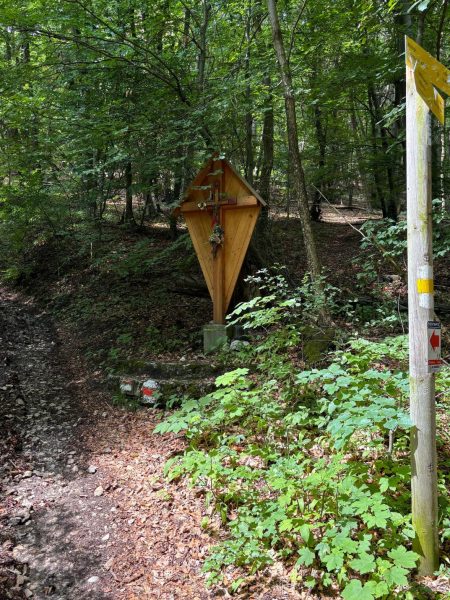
<box><xmin>357</xmin><ymin>203</ymin><xmax>449</xmax><ymax>284</ymax></box>
<box><xmin>229</xmin><ymin>268</ymin><xmax>338</xmax><ymax>330</ymax></box>
<box><xmin>155</xmin><ymin>276</ymin><xmax>450</xmax><ymax>594</ymax></box>
<box><xmin>154</xmin><ymin>332</ymin><xmax>426</xmax><ymax>595</ymax></box>
<box><xmin>346</xmin><ymin>204</ymin><xmax>450</xmax><ymax>332</ymax></box>
<box><xmin>296</xmin><ymin>337</ymin><xmax>411</xmax><ymax>450</ymax></box>
<box><xmin>359</xmin><ymin>219</ymin><xmax>407</xmax><ymax>267</ymax></box>
<box><xmin>224</xmin><ymin>268</ymin><xmax>342</xmax><ymax>381</ymax></box>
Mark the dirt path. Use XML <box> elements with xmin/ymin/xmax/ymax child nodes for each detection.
<box><xmin>0</xmin><ymin>288</ymin><xmax>214</xmax><ymax>600</ymax></box>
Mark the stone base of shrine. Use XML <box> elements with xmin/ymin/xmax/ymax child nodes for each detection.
<box><xmin>203</xmin><ymin>323</ymin><xmax>228</xmax><ymax>354</ymax></box>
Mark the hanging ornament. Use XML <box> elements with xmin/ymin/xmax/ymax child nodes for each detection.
<box><xmin>209</xmin><ymin>223</ymin><xmax>224</xmax><ymax>258</ymax></box>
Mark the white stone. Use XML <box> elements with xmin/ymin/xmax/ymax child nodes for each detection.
<box><xmin>230</xmin><ymin>339</ymin><xmax>250</xmax><ymax>351</ymax></box>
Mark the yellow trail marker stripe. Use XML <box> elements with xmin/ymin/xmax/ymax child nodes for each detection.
<box><xmin>417</xmin><ymin>279</ymin><xmax>434</xmax><ymax>294</ymax></box>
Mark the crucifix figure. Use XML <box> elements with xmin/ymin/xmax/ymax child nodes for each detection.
<box><xmin>205</xmin><ymin>165</ymin><xmax>227</xmax><ymax>323</ymax></box>
<box><xmin>208</xmin><ymin>182</ymin><xmax>225</xmax><ymax>258</ymax></box>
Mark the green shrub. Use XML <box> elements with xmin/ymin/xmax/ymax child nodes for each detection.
<box><xmin>154</xmin><ymin>268</ymin><xmax>449</xmax><ymax>596</ymax></box>
<box><xmin>154</xmin><ymin>335</ymin><xmax>429</xmax><ymax>596</ymax></box>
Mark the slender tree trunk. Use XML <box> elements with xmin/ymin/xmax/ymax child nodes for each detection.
<box><xmin>182</xmin><ymin>5</ymin><xmax>191</xmax><ymax>46</ymax></box>
<box><xmin>380</xmin><ymin>128</ymin><xmax>397</xmax><ymax>220</ymax></box>
<box><xmin>436</xmin><ymin>0</ymin><xmax>448</xmax><ymax>62</ymax></box>
<box><xmin>416</xmin><ymin>10</ymin><xmax>427</xmax><ymax>45</ymax></box>
<box><xmin>21</xmin><ymin>36</ymin><xmax>30</xmax><ymax>63</ymax></box>
<box><xmin>197</xmin><ymin>0</ymin><xmax>211</xmax><ymax>95</ymax></box>
<box><xmin>244</xmin><ymin>1</ymin><xmax>254</xmax><ymax>185</ymax></box>
<box><xmin>393</xmin><ymin>1</ymin><xmax>411</xmax><ymax>210</ymax></box>
<box><xmin>368</xmin><ymin>102</ymin><xmax>388</xmax><ymax>217</ymax></box>
<box><xmin>5</xmin><ymin>29</ymin><xmax>12</xmax><ymax>61</ymax></box>
<box><xmin>267</xmin><ymin>0</ymin><xmax>322</xmax><ymax>280</ymax></box>
<box><xmin>347</xmin><ymin>174</ymin><xmax>353</xmax><ymax>208</ymax></box>
<box><xmin>123</xmin><ymin>161</ymin><xmax>135</xmax><ymax>224</ymax></box>
<box><xmin>350</xmin><ymin>100</ymin><xmax>373</xmax><ymax>205</ymax></box>
<box><xmin>432</xmin><ymin>0</ymin><xmax>448</xmax><ymax>203</ymax></box>
<box><xmin>255</xmin><ymin>74</ymin><xmax>274</xmax><ymax>247</ymax></box>
<box><xmin>177</xmin><ymin>1</ymin><xmax>209</xmax><ymax>210</ymax></box>
<box><xmin>258</xmin><ymin>76</ymin><xmax>274</xmax><ymax>207</ymax></box>
<box><xmin>286</xmin><ymin>153</ymin><xmax>291</xmax><ymax>218</ymax></box>
<box><xmin>369</xmin><ymin>86</ymin><xmax>397</xmax><ymax>219</ymax></box>
<box><xmin>312</xmin><ymin>101</ymin><xmax>326</xmax><ymax>220</ymax></box>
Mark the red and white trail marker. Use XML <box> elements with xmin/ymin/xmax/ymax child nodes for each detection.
<box><xmin>427</xmin><ymin>321</ymin><xmax>443</xmax><ymax>373</ymax></box>
<box><xmin>141</xmin><ymin>379</ymin><xmax>159</xmax><ymax>405</ymax></box>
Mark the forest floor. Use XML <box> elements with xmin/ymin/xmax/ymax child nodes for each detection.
<box><xmin>0</xmin><ymin>208</ymin><xmax>448</xmax><ymax>599</ymax></box>
<box><xmin>0</xmin><ymin>287</ymin><xmax>308</xmax><ymax>599</ymax></box>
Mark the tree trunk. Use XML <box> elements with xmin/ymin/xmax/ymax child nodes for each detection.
<box><xmin>368</xmin><ymin>85</ymin><xmax>397</xmax><ymax>219</ymax></box>
<box><xmin>267</xmin><ymin>0</ymin><xmax>322</xmax><ymax>281</ymax></box>
<box><xmin>367</xmin><ymin>102</ymin><xmax>387</xmax><ymax>216</ymax></box>
<box><xmin>197</xmin><ymin>0</ymin><xmax>211</xmax><ymax>95</ymax></box>
<box><xmin>392</xmin><ymin>1</ymin><xmax>411</xmax><ymax>211</ymax></box>
<box><xmin>244</xmin><ymin>1</ymin><xmax>254</xmax><ymax>185</ymax></box>
<box><xmin>257</xmin><ymin>74</ymin><xmax>274</xmax><ymax>228</ymax></box>
<box><xmin>432</xmin><ymin>0</ymin><xmax>448</xmax><ymax>204</ymax></box>
<box><xmin>350</xmin><ymin>100</ymin><xmax>374</xmax><ymax>206</ymax></box>
<box><xmin>123</xmin><ymin>161</ymin><xmax>135</xmax><ymax>224</ymax></box>
<box><xmin>312</xmin><ymin>101</ymin><xmax>326</xmax><ymax>221</ymax></box>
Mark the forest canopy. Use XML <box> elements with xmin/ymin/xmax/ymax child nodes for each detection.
<box><xmin>1</xmin><ymin>0</ymin><xmax>449</xmax><ymax>258</ymax></box>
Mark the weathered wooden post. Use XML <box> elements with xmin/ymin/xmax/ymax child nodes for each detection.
<box><xmin>405</xmin><ymin>36</ymin><xmax>446</xmax><ymax>576</ymax></box>
<box><xmin>177</xmin><ymin>156</ymin><xmax>266</xmax><ymax>352</ymax></box>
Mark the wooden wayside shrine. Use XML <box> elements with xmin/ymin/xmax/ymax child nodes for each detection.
<box><xmin>177</xmin><ymin>156</ymin><xmax>265</xmax><ymax>347</ymax></box>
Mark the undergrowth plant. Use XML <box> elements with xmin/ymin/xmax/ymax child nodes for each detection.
<box><xmin>358</xmin><ymin>201</ymin><xmax>450</xmax><ymax>278</ymax></box>
<box><xmin>351</xmin><ymin>203</ymin><xmax>450</xmax><ymax>331</ymax></box>
<box><xmin>155</xmin><ymin>270</ymin><xmax>449</xmax><ymax>597</ymax></box>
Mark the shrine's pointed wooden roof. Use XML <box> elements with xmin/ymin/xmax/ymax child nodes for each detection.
<box><xmin>181</xmin><ymin>157</ymin><xmax>267</xmax><ymax>207</ymax></box>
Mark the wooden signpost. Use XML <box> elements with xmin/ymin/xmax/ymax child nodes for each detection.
<box><xmin>405</xmin><ymin>36</ymin><xmax>447</xmax><ymax>576</ymax></box>
<box><xmin>177</xmin><ymin>156</ymin><xmax>266</xmax><ymax>351</ymax></box>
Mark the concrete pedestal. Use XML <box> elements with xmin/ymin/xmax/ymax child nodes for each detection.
<box><xmin>203</xmin><ymin>323</ymin><xmax>228</xmax><ymax>354</ymax></box>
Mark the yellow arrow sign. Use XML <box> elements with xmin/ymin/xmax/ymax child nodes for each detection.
<box><xmin>406</xmin><ymin>36</ymin><xmax>450</xmax><ymax>124</ymax></box>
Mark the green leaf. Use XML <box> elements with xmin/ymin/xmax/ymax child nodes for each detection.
<box><xmin>299</xmin><ymin>524</ymin><xmax>312</xmax><ymax>545</ymax></box>
<box><xmin>363</xmin><ymin>508</ymin><xmax>389</xmax><ymax>529</ymax></box>
<box><xmin>296</xmin><ymin>547</ymin><xmax>315</xmax><ymax>567</ymax></box>
<box><xmin>279</xmin><ymin>519</ymin><xmax>293</xmax><ymax>533</ymax></box>
<box><xmin>379</xmin><ymin>477</ymin><xmax>390</xmax><ymax>492</ymax></box>
<box><xmin>387</xmin><ymin>546</ymin><xmax>419</xmax><ymax>569</ymax></box>
<box><xmin>334</xmin><ymin>536</ymin><xmax>359</xmax><ymax>554</ymax></box>
<box><xmin>230</xmin><ymin>577</ymin><xmax>245</xmax><ymax>592</ymax></box>
<box><xmin>215</xmin><ymin>368</ymin><xmax>249</xmax><ymax>387</ymax></box>
<box><xmin>323</xmin><ymin>550</ymin><xmax>344</xmax><ymax>571</ymax></box>
<box><xmin>367</xmin><ymin>580</ymin><xmax>389</xmax><ymax>598</ymax></box>
<box><xmin>342</xmin><ymin>579</ymin><xmax>375</xmax><ymax>600</ymax></box>
<box><xmin>349</xmin><ymin>552</ymin><xmax>376</xmax><ymax>574</ymax></box>
<box><xmin>384</xmin><ymin>565</ymin><xmax>409</xmax><ymax>587</ymax></box>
